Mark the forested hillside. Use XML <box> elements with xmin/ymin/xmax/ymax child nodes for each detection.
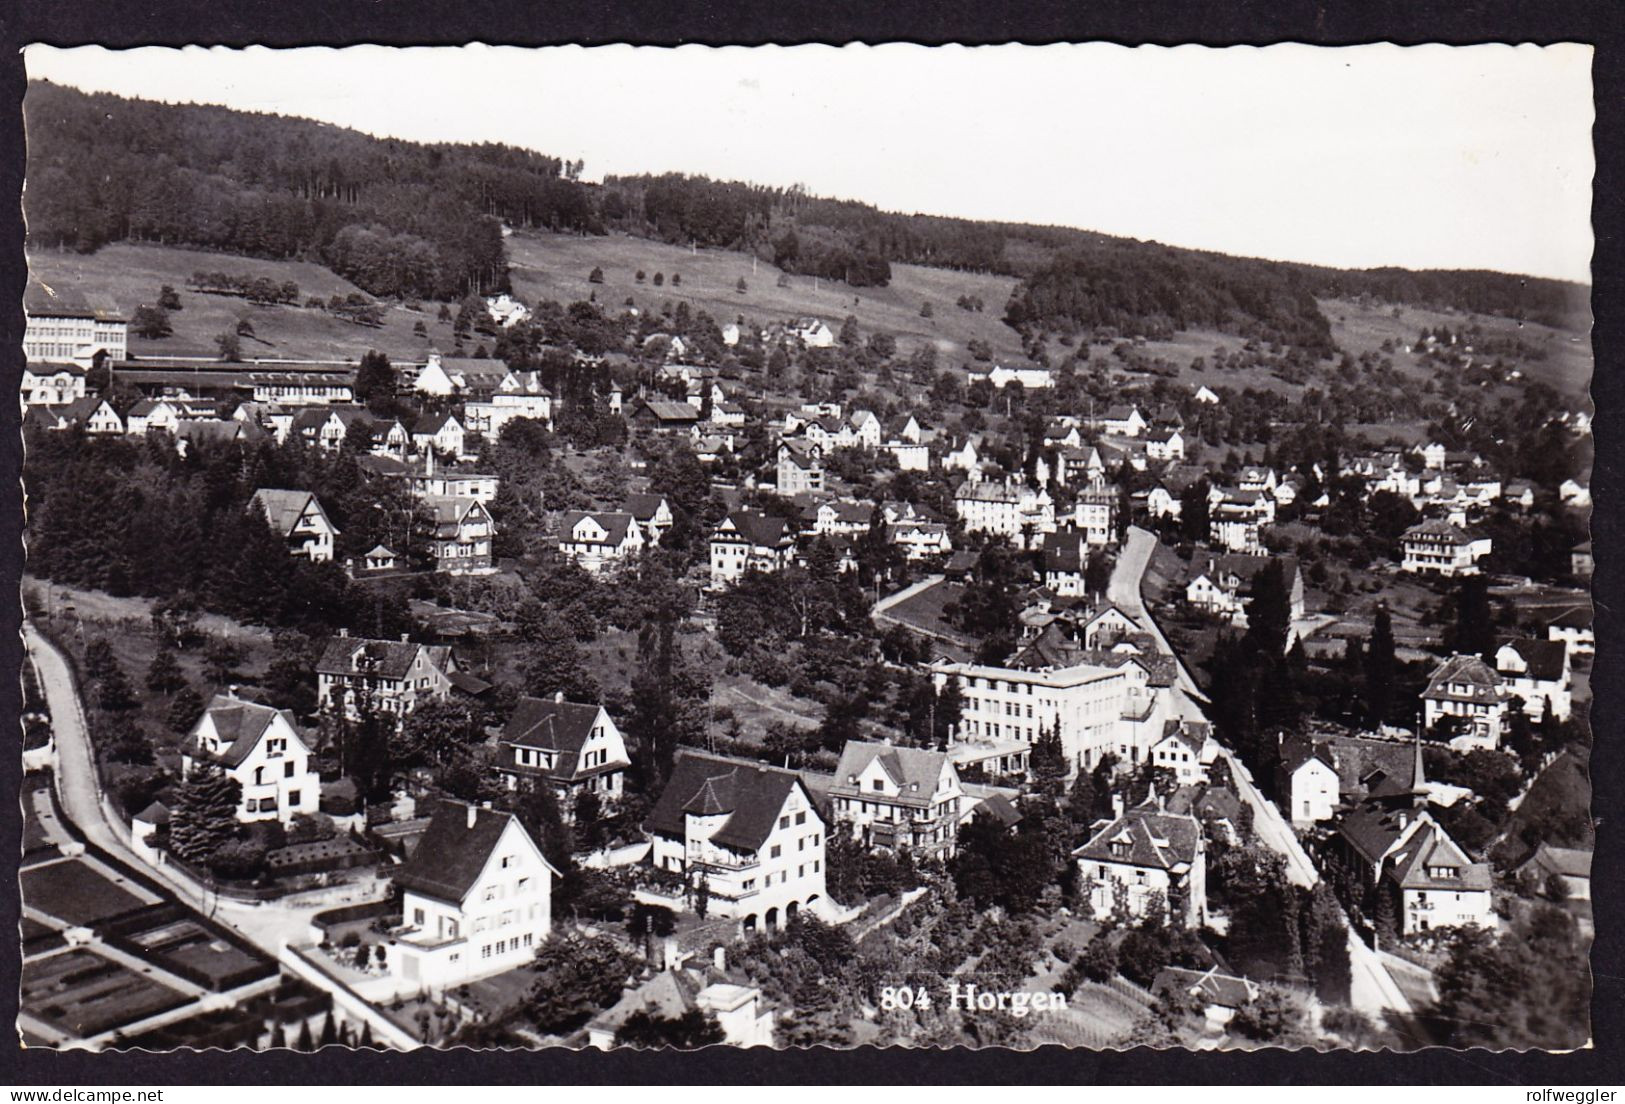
<box><xmin>25</xmin><ymin>80</ymin><xmax>1589</xmax><ymax>343</ymax></box>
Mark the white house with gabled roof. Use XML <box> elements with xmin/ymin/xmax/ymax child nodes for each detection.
<box><xmin>389</xmin><ymin>799</ymin><xmax>558</xmax><ymax>989</ymax></box>
<box><xmin>181</xmin><ymin>693</ymin><xmax>320</xmax><ymax>824</ymax></box>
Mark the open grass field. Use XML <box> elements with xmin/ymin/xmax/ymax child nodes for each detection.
<box><xmin>506</xmin><ymin>229</ymin><xmax>1027</xmax><ymax>365</ymax></box>
<box><xmin>27</xmin><ymin>242</ymin><xmax>439</xmax><ymax>363</ymax></box>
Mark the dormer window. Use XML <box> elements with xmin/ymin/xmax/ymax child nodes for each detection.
<box><xmin>872</xmin><ymin>779</ymin><xmax>884</xmax><ymax>791</ymax></box>
<box><xmin>1110</xmin><ymin>841</ymin><xmax>1131</xmax><ymax>859</ymax></box>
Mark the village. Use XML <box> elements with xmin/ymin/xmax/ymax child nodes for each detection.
<box><xmin>16</xmin><ymin>249</ymin><xmax>1595</xmax><ymax>1055</ymax></box>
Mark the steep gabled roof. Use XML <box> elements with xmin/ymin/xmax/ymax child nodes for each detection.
<box><xmin>185</xmin><ymin>694</ymin><xmax>299</xmax><ymax>769</ymax></box>
<box><xmin>315</xmin><ymin>636</ymin><xmax>451</xmax><ymax>680</ymax></box>
<box><xmin>1496</xmin><ymin>637</ymin><xmax>1568</xmax><ymax>682</ymax></box>
<box><xmin>500</xmin><ymin>697</ymin><xmax>609</xmax><ymax>780</ymax></box>
<box><xmin>1387</xmin><ymin>823</ymin><xmax>1492</xmax><ymax>892</ymax></box>
<box><xmin>716</xmin><ymin>509</ymin><xmax>792</xmax><ymax>549</ymax></box>
<box><xmin>251</xmin><ymin>489</ymin><xmax>325</xmax><ymax>538</ymax></box>
<box><xmin>392</xmin><ymin>799</ymin><xmax>554</xmax><ymax>904</ymax></box>
<box><xmin>623</xmin><ymin>492</ymin><xmax>670</xmax><ymax>522</ymax></box>
<box><xmin>643</xmin><ymin>750</ymin><xmax>815</xmax><ymax>853</ymax></box>
<box><xmin>1073</xmin><ymin>801</ymin><xmax>1201</xmax><ymax>870</ymax></box>
<box><xmin>829</xmin><ymin>741</ymin><xmax>954</xmax><ymax>806</ymax></box>
<box><xmin>1424</xmin><ymin>654</ymin><xmax>1506</xmax><ymax>704</ymax></box>
<box><xmin>560</xmin><ymin>510</ymin><xmax>638</xmax><ymax>548</ymax></box>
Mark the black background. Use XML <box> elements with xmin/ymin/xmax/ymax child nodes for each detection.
<box><xmin>0</xmin><ymin>0</ymin><xmax>1618</xmax><ymax>1086</ymax></box>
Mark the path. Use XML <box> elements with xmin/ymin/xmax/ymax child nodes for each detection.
<box><xmin>23</xmin><ymin>621</ymin><xmax>354</xmax><ymax>958</ymax></box>
<box><xmin>1106</xmin><ymin>533</ymin><xmax>1413</xmax><ymax>1018</ymax></box>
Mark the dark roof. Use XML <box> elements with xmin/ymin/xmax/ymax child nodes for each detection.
<box><xmin>630</xmin><ymin>399</ymin><xmax>701</xmax><ymax>424</ymax></box>
<box><xmin>644</xmin><ymin>750</ymin><xmax>816</xmax><ymax>853</ymax></box>
<box><xmin>500</xmin><ymin>697</ymin><xmax>608</xmax><ymax>781</ymax></box>
<box><xmin>24</xmin><ymin>279</ymin><xmax>124</xmax><ymax>320</ymax></box>
<box><xmin>559</xmin><ymin>510</ymin><xmax>638</xmax><ymax>548</ymax></box>
<box><xmin>133</xmin><ymin>801</ymin><xmax>171</xmax><ymax>825</ymax></box>
<box><xmin>1073</xmin><ymin>800</ymin><xmax>1201</xmax><ymax>869</ymax></box>
<box><xmin>1424</xmin><ymin>654</ymin><xmax>1506</xmax><ymax>704</ymax></box>
<box><xmin>974</xmin><ymin>791</ymin><xmax>1023</xmax><ymax>828</ymax></box>
<box><xmin>1403</xmin><ymin>518</ymin><xmax>1474</xmax><ymax>543</ymax></box>
<box><xmin>716</xmin><ymin>509</ymin><xmax>792</xmax><ymax>549</ymax></box>
<box><xmin>1387</xmin><ymin>823</ymin><xmax>1492</xmax><ymax>892</ymax></box>
<box><xmin>414</xmin><ymin>410</ymin><xmax>461</xmax><ymax>435</ymax></box>
<box><xmin>392</xmin><ymin>799</ymin><xmax>550</xmax><ymax>904</ymax></box>
<box><xmin>186</xmin><ymin>695</ymin><xmax>297</xmax><ymax>768</ymax></box>
<box><xmin>315</xmin><ymin>636</ymin><xmax>451</xmax><ymax>679</ymax></box>
<box><xmin>1519</xmin><ymin>843</ymin><xmax>1592</xmax><ymax>881</ymax></box>
<box><xmin>1496</xmin><ymin>637</ymin><xmax>1568</xmax><ymax>682</ymax></box>
<box><xmin>623</xmin><ymin>493</ymin><xmax>669</xmax><ymax>522</ymax></box>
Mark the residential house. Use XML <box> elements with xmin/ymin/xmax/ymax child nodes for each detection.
<box><xmin>827</xmin><ymin>741</ymin><xmax>965</xmax><ymax>857</ymax></box>
<box><xmin>316</xmin><ymin>631</ymin><xmax>477</xmax><ymax>720</ymax></box>
<box><xmin>1546</xmin><ymin>606</ymin><xmax>1594</xmax><ymax>658</ymax></box>
<box><xmin>1494</xmin><ymin>638</ymin><xmax>1572</xmax><ymax>720</ymax></box>
<box><xmin>1400</xmin><ymin>519</ymin><xmax>1491</xmax><ymax>577</ymax></box>
<box><xmin>407</xmin><ymin>453</ymin><xmax>500</xmax><ymax>503</ymax></box>
<box><xmin>884</xmin><ymin>440</ymin><xmax>930</xmax><ymax>472</ymax></box>
<box><xmin>181</xmin><ymin>693</ymin><xmax>319</xmax><ymax>825</ymax></box>
<box><xmin>1330</xmin><ymin>749</ymin><xmax>1494</xmax><ymax>937</ymax></box>
<box><xmin>1193</xmin><ymin>385</ymin><xmax>1220</xmax><ymax>405</ymax></box>
<box><xmin>21</xmin><ymin>362</ymin><xmax>89</xmax><ymax>407</ymax></box>
<box><xmin>1074</xmin><ymin>794</ymin><xmax>1207</xmax><ymax>927</ymax></box>
<box><xmin>463</xmin><ymin>389</ymin><xmax>555</xmax><ymax>439</ymax></box>
<box><xmin>1422</xmin><ymin>654</ymin><xmax>1510</xmax><ymax>750</ymax></box>
<box><xmin>251</xmin><ymin>489</ymin><xmax>339</xmax><ymax>563</ymax></box>
<box><xmin>125</xmin><ymin>397</ymin><xmax>187</xmax><ymax>436</ymax></box>
<box><xmin>942</xmin><ymin>437</ymin><xmax>980</xmax><ymax>473</ymax></box>
<box><xmin>954</xmin><ymin>479</ymin><xmax>1054</xmax><ymax>549</ymax></box>
<box><xmin>791</xmin><ymin>319</ymin><xmax>835</xmax><ymax>348</ymax></box>
<box><xmin>644</xmin><ymin>750</ymin><xmax>828</xmax><ymax>932</ymax></box>
<box><xmin>1099</xmin><ymin>405</ymin><xmax>1147</xmax><ymax>438</ymax></box>
<box><xmin>32</xmin><ymin>396</ymin><xmax>123</xmax><ymax>435</ymax></box>
<box><xmin>1183</xmin><ymin>553</ymin><xmax>1304</xmax><ymax>627</ymax></box>
<box><xmin>1042</xmin><ymin>529</ymin><xmax>1093</xmax><ymax>597</ymax></box>
<box><xmin>494</xmin><ymin>694</ymin><xmax>631</xmax><ymax>813</ymax></box>
<box><xmin>1571</xmin><ymin>540</ymin><xmax>1594</xmax><ymax>578</ymax></box>
<box><xmin>587</xmin><ymin>967</ymin><xmax>775</xmax><ymax>1050</ymax></box>
<box><xmin>777</xmin><ymin>439</ymin><xmax>825</xmax><ymax>495</ymax></box>
<box><xmin>1559</xmin><ymin>479</ymin><xmax>1591</xmax><ymax>508</ymax></box>
<box><xmin>1278</xmin><ymin>738</ymin><xmax>1341</xmax><ymax>826</ymax></box>
<box><xmin>1149</xmin><ymin>721</ymin><xmax>1215</xmax><ymax>787</ymax></box>
<box><xmin>969</xmin><ymin>365</ymin><xmax>1054</xmax><ymax>390</ymax></box>
<box><xmin>625</xmin><ymin>493</ymin><xmax>675</xmax><ymax>544</ymax></box>
<box><xmin>390</xmin><ymin>799</ymin><xmax>558</xmax><ymax>988</ymax></box>
<box><xmin>710</xmin><ymin>510</ymin><xmax>797</xmax><ymax>587</ymax></box>
<box><xmin>889</xmin><ymin>520</ymin><xmax>953</xmax><ymax>560</ymax></box>
<box><xmin>1145</xmin><ymin>428</ymin><xmax>1185</xmax><ymax>463</ymax></box>
<box><xmin>1207</xmin><ymin>488</ymin><xmax>1274</xmax><ymax>554</ymax></box>
<box><xmin>422</xmin><ymin>495</ymin><xmax>497</xmax><ymax>575</ymax></box>
<box><xmin>1516</xmin><ymin>844</ymin><xmax>1592</xmax><ymax>902</ymax></box>
<box><xmin>1153</xmin><ymin>967</ymin><xmax>1259</xmax><ymax>1032</ymax></box>
<box><xmin>557</xmin><ymin>511</ymin><xmax>646</xmax><ymax>574</ymax></box>
<box><xmin>413</xmin><ymin>411</ymin><xmax>469</xmax><ymax>460</ymax></box>
<box><xmin>1073</xmin><ymin>476</ymin><xmax>1119</xmax><ymax>546</ymax></box>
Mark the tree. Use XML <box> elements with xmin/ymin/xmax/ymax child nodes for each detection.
<box><xmin>1450</xmin><ymin>575</ymin><xmax>1496</xmax><ymax>660</ymax></box>
<box><xmin>145</xmin><ymin>647</ymin><xmax>186</xmax><ymax>696</ymax></box>
<box><xmin>96</xmin><ymin>666</ymin><xmax>139</xmax><ymax>712</ymax></box>
<box><xmin>158</xmin><ymin>284</ymin><xmax>182</xmax><ymax>311</ymax></box>
<box><xmin>671</xmin><ymin>274</ymin><xmax>680</xmax><ymax>286</ymax></box>
<box><xmin>83</xmin><ymin>637</ymin><xmax>119</xmax><ymax>682</ymax></box>
<box><xmin>354</xmin><ymin>350</ymin><xmax>396</xmax><ymax>407</ymax></box>
<box><xmin>521</xmin><ymin>618</ymin><xmax>601</xmax><ymax>702</ymax></box>
<box><xmin>167</xmin><ymin>686</ymin><xmax>206</xmax><ymax>733</ymax></box>
<box><xmin>396</xmin><ymin>698</ymin><xmax>483</xmax><ymax>770</ymax></box>
<box><xmin>627</xmin><ymin>903</ymin><xmax>678</xmax><ymax>964</ymax></box>
<box><xmin>1242</xmin><ymin>558</ymin><xmax>1291</xmax><ymax>657</ymax></box>
<box><xmin>236</xmin><ymin>318</ymin><xmax>256</xmax><ymax>338</ymax></box>
<box><xmin>203</xmin><ymin>639</ymin><xmax>242</xmax><ymax>686</ymax></box>
<box><xmin>1363</xmin><ymin>604</ymin><xmax>1397</xmax><ymax>726</ymax></box>
<box><xmin>527</xmin><ymin>931</ymin><xmax>638</xmax><ymax>1033</ymax></box>
<box><xmin>736</xmin><ymin>277</ymin><xmax>747</xmax><ymax>294</ymax></box>
<box><xmin>215</xmin><ymin>330</ymin><xmax>243</xmax><ymax>362</ymax></box>
<box><xmin>1230</xmin><ymin>986</ymin><xmax>1310</xmax><ymax>1044</ymax></box>
<box><xmin>653</xmin><ymin>272</ymin><xmax>665</xmax><ymax>286</ymax></box>
<box><xmin>168</xmin><ymin>763</ymin><xmax>242</xmax><ymax>864</ymax></box>
<box><xmin>920</xmin><ymin>301</ymin><xmax>934</xmax><ymax>318</ymax></box>
<box><xmin>588</xmin><ymin>266</ymin><xmax>605</xmax><ymax>284</ymax></box>
<box><xmin>130</xmin><ymin>305</ymin><xmax>173</xmax><ymax>339</ymax></box>
<box><xmin>614</xmin><ymin>1009</ymin><xmax>726</xmax><ymax>1048</ymax></box>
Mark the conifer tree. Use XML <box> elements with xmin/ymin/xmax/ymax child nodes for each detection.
<box><xmin>168</xmin><ymin>762</ymin><xmax>242</xmax><ymax>863</ymax></box>
<box><xmin>145</xmin><ymin>647</ymin><xmax>186</xmax><ymax>696</ymax></box>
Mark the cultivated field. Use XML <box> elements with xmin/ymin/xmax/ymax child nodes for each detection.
<box><xmin>505</xmin><ymin>229</ymin><xmax>1028</xmax><ymax>365</ymax></box>
<box><xmin>26</xmin><ymin>242</ymin><xmax>439</xmax><ymax>363</ymax></box>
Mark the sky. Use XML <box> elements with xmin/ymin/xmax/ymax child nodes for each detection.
<box><xmin>23</xmin><ymin>43</ymin><xmax>1595</xmax><ymax>283</ymax></box>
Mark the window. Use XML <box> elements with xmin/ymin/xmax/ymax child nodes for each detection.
<box><xmin>871</xmin><ymin>779</ymin><xmax>883</xmax><ymax>791</ymax></box>
<box><xmin>414</xmin><ymin>908</ymin><xmax>425</xmax><ymax>925</ymax></box>
<box><xmin>779</xmin><ymin>815</ymin><xmax>790</xmax><ymax>829</ymax></box>
<box><xmin>285</xmin><ymin>760</ymin><xmax>296</xmax><ymax>778</ymax></box>
<box><xmin>771</xmin><ymin>845</ymin><xmax>782</xmax><ymax>859</ymax></box>
<box><xmin>500</xmin><ymin>855</ymin><xmax>515</xmax><ymax>869</ymax></box>
<box><xmin>795</xmin><ymin>811</ymin><xmax>807</xmax><ymax>826</ymax></box>
<box><xmin>517</xmin><ymin>877</ymin><xmax>530</xmax><ymax>894</ymax></box>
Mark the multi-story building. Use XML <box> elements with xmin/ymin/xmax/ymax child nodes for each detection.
<box><xmin>462</xmin><ymin>389</ymin><xmax>554</xmax><ymax>439</ymax></box>
<box><xmin>422</xmin><ymin>495</ymin><xmax>496</xmax><ymax>574</ymax></box>
<box><xmin>1074</xmin><ymin>796</ymin><xmax>1207</xmax><ymax>927</ymax></box>
<box><xmin>827</xmin><ymin>741</ymin><xmax>965</xmax><ymax>857</ymax></box>
<box><xmin>954</xmin><ymin>479</ymin><xmax>1054</xmax><ymax>549</ymax></box>
<box><xmin>1183</xmin><ymin>553</ymin><xmax>1305</xmax><ymax>627</ymax></box>
<box><xmin>493</xmin><ymin>694</ymin><xmax>632</xmax><ymax>814</ymax></box>
<box><xmin>21</xmin><ymin>363</ymin><xmax>88</xmax><ymax>407</ymax></box>
<box><xmin>1400</xmin><ymin>519</ymin><xmax>1492</xmax><ymax>576</ymax></box>
<box><xmin>777</xmin><ymin>439</ymin><xmax>825</xmax><ymax>495</ymax></box>
<box><xmin>181</xmin><ymin>693</ymin><xmax>320</xmax><ymax>824</ymax></box>
<box><xmin>315</xmin><ymin>631</ymin><xmax>472</xmax><ymax>720</ymax></box>
<box><xmin>624</xmin><ymin>493</ymin><xmax>674</xmax><ymax>544</ymax></box>
<box><xmin>644</xmin><ymin>750</ymin><xmax>827</xmax><ymax>933</ymax></box>
<box><xmin>251</xmin><ymin>488</ymin><xmax>339</xmax><ymax>563</ymax></box>
<box><xmin>23</xmin><ymin>282</ymin><xmax>127</xmax><ymax>368</ymax></box>
<box><xmin>1493</xmin><ymin>638</ymin><xmax>1572</xmax><ymax>720</ymax></box>
<box><xmin>1422</xmin><ymin>654</ymin><xmax>1510</xmax><ymax>750</ymax></box>
<box><xmin>709</xmin><ymin>510</ymin><xmax>796</xmax><ymax>587</ymax></box>
<box><xmin>390</xmin><ymin>799</ymin><xmax>558</xmax><ymax>988</ymax></box>
<box><xmin>1073</xmin><ymin>477</ymin><xmax>1119</xmax><ymax>547</ymax></box>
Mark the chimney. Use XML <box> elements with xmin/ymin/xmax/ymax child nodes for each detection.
<box><xmin>401</xmin><ymin>633</ymin><xmax>410</xmax><ymax>644</ymax></box>
<box><xmin>226</xmin><ymin>684</ymin><xmax>239</xmax><ymax>699</ymax></box>
<box><xmin>554</xmin><ymin>690</ymin><xmax>565</xmax><ymax>703</ymax></box>
<box><xmin>338</xmin><ymin>627</ymin><xmax>349</xmax><ymax>638</ymax></box>
<box><xmin>466</xmin><ymin>802</ymin><xmax>478</xmax><ymax>829</ymax></box>
<box><xmin>1111</xmin><ymin>793</ymin><xmax>1125</xmax><ymax>820</ymax></box>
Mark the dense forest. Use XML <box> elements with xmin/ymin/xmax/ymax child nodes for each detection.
<box><xmin>26</xmin><ymin>80</ymin><xmax>1589</xmax><ymax>337</ymax></box>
